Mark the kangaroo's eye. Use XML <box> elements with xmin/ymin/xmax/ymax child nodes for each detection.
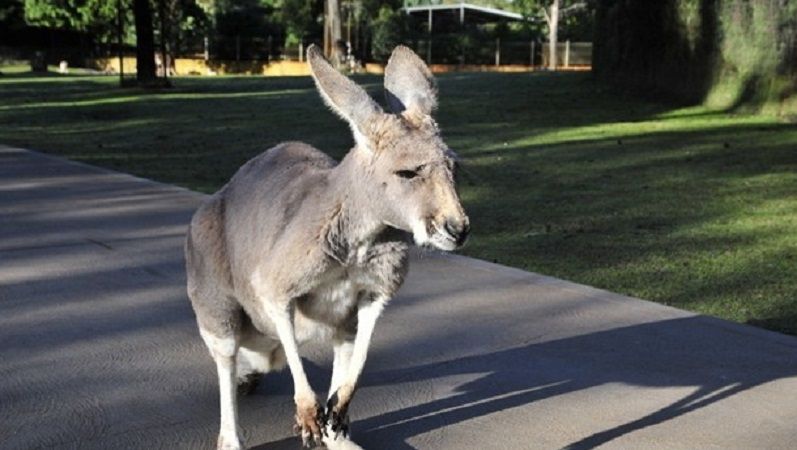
<box><xmin>395</xmin><ymin>170</ymin><xmax>418</xmax><ymax>179</ymax></box>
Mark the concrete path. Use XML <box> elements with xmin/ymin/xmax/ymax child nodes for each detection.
<box><xmin>2</xmin><ymin>145</ymin><xmax>797</xmax><ymax>450</ymax></box>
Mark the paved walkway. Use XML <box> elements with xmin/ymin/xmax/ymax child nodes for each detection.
<box><xmin>2</xmin><ymin>145</ymin><xmax>797</xmax><ymax>450</ymax></box>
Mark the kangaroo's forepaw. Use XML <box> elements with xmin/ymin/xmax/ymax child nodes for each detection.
<box><xmin>328</xmin><ymin>411</ymin><xmax>350</xmax><ymax>439</ymax></box>
<box><xmin>324</xmin><ymin>390</ymin><xmax>351</xmax><ymax>439</ymax></box>
<box><xmin>293</xmin><ymin>398</ymin><xmax>324</xmax><ymax>447</ymax></box>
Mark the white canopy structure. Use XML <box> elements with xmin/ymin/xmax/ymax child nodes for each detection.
<box><xmin>403</xmin><ymin>2</ymin><xmax>525</xmax><ymax>23</ymax></box>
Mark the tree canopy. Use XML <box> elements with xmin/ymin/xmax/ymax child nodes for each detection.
<box><xmin>24</xmin><ymin>0</ymin><xmax>120</xmax><ymax>40</ymax></box>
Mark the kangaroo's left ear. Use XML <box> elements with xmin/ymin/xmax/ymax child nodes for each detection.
<box><xmin>384</xmin><ymin>45</ymin><xmax>438</xmax><ymax>116</ymax></box>
<box><xmin>307</xmin><ymin>44</ymin><xmax>383</xmax><ymax>144</ymax></box>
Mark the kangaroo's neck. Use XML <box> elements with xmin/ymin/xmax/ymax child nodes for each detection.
<box><xmin>326</xmin><ymin>148</ymin><xmax>385</xmax><ymax>251</ymax></box>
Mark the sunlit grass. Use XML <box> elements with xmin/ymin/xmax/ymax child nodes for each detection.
<box><xmin>2</xmin><ymin>70</ymin><xmax>797</xmax><ymax>334</ymax></box>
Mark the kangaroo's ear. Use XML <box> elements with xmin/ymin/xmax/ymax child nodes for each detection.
<box><xmin>384</xmin><ymin>45</ymin><xmax>437</xmax><ymax>116</ymax></box>
<box><xmin>307</xmin><ymin>45</ymin><xmax>382</xmax><ymax>142</ymax></box>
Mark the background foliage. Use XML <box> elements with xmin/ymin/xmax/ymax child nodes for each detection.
<box><xmin>1</xmin><ymin>0</ymin><xmax>597</xmax><ymax>64</ymax></box>
<box><xmin>594</xmin><ymin>0</ymin><xmax>797</xmax><ymax>116</ymax></box>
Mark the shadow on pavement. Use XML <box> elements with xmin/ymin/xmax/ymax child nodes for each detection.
<box><xmin>348</xmin><ymin>317</ymin><xmax>797</xmax><ymax>450</ymax></box>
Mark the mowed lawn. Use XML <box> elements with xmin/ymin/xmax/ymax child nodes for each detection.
<box><xmin>2</xmin><ymin>69</ymin><xmax>797</xmax><ymax>334</ymax></box>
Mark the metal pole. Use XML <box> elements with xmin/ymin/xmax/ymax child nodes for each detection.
<box><xmin>565</xmin><ymin>40</ymin><xmax>570</xmax><ymax>68</ymax></box>
<box><xmin>427</xmin><ymin>8</ymin><xmax>432</xmax><ymax>64</ymax></box>
<box><xmin>460</xmin><ymin>6</ymin><xmax>465</xmax><ymax>65</ymax></box>
<box><xmin>495</xmin><ymin>37</ymin><xmax>500</xmax><ymax>66</ymax></box>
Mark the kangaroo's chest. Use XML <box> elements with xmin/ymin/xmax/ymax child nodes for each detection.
<box><xmin>296</xmin><ymin>255</ymin><xmax>374</xmax><ymax>329</ymax></box>
<box><xmin>293</xmin><ymin>240</ymin><xmax>408</xmax><ymax>338</ymax></box>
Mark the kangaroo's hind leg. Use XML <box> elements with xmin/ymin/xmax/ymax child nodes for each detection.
<box><xmin>198</xmin><ymin>322</ymin><xmax>242</xmax><ymax>450</ymax></box>
<box><xmin>236</xmin><ymin>320</ymin><xmax>287</xmax><ymax>396</ymax></box>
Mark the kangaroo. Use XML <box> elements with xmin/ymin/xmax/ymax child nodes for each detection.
<box><xmin>185</xmin><ymin>45</ymin><xmax>470</xmax><ymax>449</ymax></box>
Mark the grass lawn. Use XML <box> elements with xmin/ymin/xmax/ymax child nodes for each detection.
<box><xmin>2</xmin><ymin>69</ymin><xmax>797</xmax><ymax>334</ymax></box>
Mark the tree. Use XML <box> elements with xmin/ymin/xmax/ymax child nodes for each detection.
<box><xmin>192</xmin><ymin>0</ymin><xmax>281</xmax><ymax>61</ymax></box>
<box><xmin>370</xmin><ymin>4</ymin><xmax>407</xmax><ymax>62</ymax></box>
<box><xmin>171</xmin><ymin>0</ymin><xmax>211</xmax><ymax>56</ymax></box>
<box><xmin>23</xmin><ymin>0</ymin><xmax>162</xmax><ymax>85</ymax></box>
<box><xmin>280</xmin><ymin>0</ymin><xmax>322</xmax><ymax>48</ymax></box>
<box><xmin>133</xmin><ymin>0</ymin><xmax>157</xmax><ymax>83</ymax></box>
<box><xmin>323</xmin><ymin>0</ymin><xmax>341</xmax><ymax>61</ymax></box>
<box><xmin>594</xmin><ymin>0</ymin><xmax>797</xmax><ymax>114</ymax></box>
<box><xmin>516</xmin><ymin>0</ymin><xmax>589</xmax><ymax>69</ymax></box>
<box><xmin>24</xmin><ymin>0</ymin><xmax>122</xmax><ymax>41</ymax></box>
<box><xmin>0</xmin><ymin>0</ymin><xmax>24</xmax><ymax>29</ymax></box>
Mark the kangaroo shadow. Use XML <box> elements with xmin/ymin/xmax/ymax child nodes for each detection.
<box><xmin>336</xmin><ymin>317</ymin><xmax>797</xmax><ymax>450</ymax></box>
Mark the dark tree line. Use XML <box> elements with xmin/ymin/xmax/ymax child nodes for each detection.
<box><xmin>4</xmin><ymin>0</ymin><xmax>598</xmax><ymax>85</ymax></box>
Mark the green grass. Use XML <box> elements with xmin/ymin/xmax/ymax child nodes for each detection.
<box><xmin>2</xmin><ymin>70</ymin><xmax>797</xmax><ymax>334</ymax></box>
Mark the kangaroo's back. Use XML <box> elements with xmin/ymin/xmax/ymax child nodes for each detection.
<box><xmin>186</xmin><ymin>142</ymin><xmax>335</xmax><ymax>325</ymax></box>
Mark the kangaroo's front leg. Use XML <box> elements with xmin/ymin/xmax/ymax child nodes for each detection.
<box><xmin>266</xmin><ymin>301</ymin><xmax>323</xmax><ymax>446</ymax></box>
<box><xmin>325</xmin><ymin>296</ymin><xmax>386</xmax><ymax>437</ymax></box>
<box><xmin>325</xmin><ymin>337</ymin><xmax>354</xmax><ymax>438</ymax></box>
<box><xmin>324</xmin><ymin>243</ymin><xmax>408</xmax><ymax>437</ymax></box>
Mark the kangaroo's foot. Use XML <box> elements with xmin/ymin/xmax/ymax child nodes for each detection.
<box><xmin>236</xmin><ymin>372</ymin><xmax>261</xmax><ymax>396</ymax></box>
<box><xmin>293</xmin><ymin>396</ymin><xmax>324</xmax><ymax>447</ymax></box>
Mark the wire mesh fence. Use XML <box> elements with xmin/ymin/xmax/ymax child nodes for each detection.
<box><xmin>406</xmin><ymin>38</ymin><xmax>590</xmax><ymax>67</ymax></box>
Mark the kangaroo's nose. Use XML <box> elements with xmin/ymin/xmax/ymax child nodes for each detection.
<box><xmin>444</xmin><ymin>218</ymin><xmax>470</xmax><ymax>246</ymax></box>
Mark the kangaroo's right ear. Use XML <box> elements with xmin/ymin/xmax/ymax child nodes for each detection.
<box><xmin>307</xmin><ymin>45</ymin><xmax>382</xmax><ymax>143</ymax></box>
<box><xmin>384</xmin><ymin>45</ymin><xmax>437</xmax><ymax>116</ymax></box>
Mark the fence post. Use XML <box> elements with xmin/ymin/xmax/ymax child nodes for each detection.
<box><xmin>495</xmin><ymin>37</ymin><xmax>500</xmax><ymax>67</ymax></box>
<box><xmin>530</xmin><ymin>40</ymin><xmax>535</xmax><ymax>68</ymax></box>
<box><xmin>299</xmin><ymin>41</ymin><xmax>304</xmax><ymax>62</ymax></box>
<box><xmin>565</xmin><ymin>40</ymin><xmax>570</xmax><ymax>68</ymax></box>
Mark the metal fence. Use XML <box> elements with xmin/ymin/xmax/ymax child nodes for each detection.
<box><xmin>542</xmin><ymin>41</ymin><xmax>592</xmax><ymax>67</ymax></box>
<box><xmin>404</xmin><ymin>38</ymin><xmax>591</xmax><ymax>67</ymax></box>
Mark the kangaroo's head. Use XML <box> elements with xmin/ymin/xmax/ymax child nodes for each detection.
<box><xmin>308</xmin><ymin>45</ymin><xmax>470</xmax><ymax>251</ymax></box>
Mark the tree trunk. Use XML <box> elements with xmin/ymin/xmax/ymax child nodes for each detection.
<box><xmin>548</xmin><ymin>0</ymin><xmax>559</xmax><ymax>70</ymax></box>
<box><xmin>133</xmin><ymin>0</ymin><xmax>157</xmax><ymax>84</ymax></box>
<box><xmin>157</xmin><ymin>0</ymin><xmax>169</xmax><ymax>79</ymax></box>
<box><xmin>117</xmin><ymin>0</ymin><xmax>125</xmax><ymax>86</ymax></box>
<box><xmin>324</xmin><ymin>0</ymin><xmax>342</xmax><ymax>64</ymax></box>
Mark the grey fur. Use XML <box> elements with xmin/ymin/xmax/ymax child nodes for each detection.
<box><xmin>185</xmin><ymin>45</ymin><xmax>469</xmax><ymax>450</ymax></box>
